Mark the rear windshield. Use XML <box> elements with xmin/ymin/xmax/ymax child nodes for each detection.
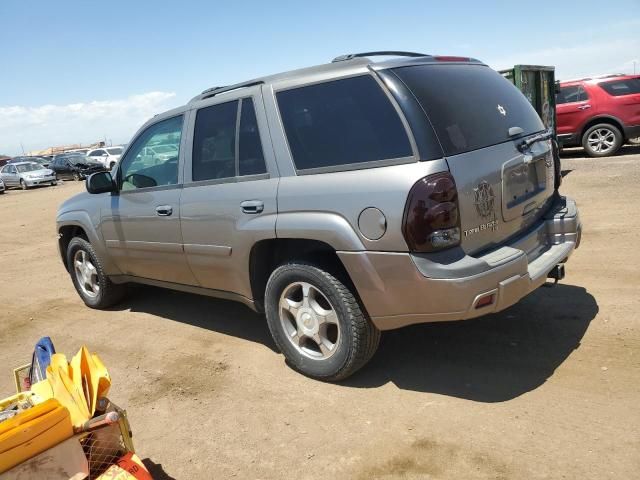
<box><xmin>599</xmin><ymin>78</ymin><xmax>640</xmax><ymax>96</ymax></box>
<box><xmin>393</xmin><ymin>64</ymin><xmax>545</xmax><ymax>156</ymax></box>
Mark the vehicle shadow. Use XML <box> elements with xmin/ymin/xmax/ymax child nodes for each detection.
<box><xmin>110</xmin><ymin>284</ymin><xmax>277</xmax><ymax>352</ymax></box>
<box><xmin>560</xmin><ymin>143</ymin><xmax>640</xmax><ymax>159</ymax></box>
<box><xmin>343</xmin><ymin>284</ymin><xmax>597</xmax><ymax>402</ymax></box>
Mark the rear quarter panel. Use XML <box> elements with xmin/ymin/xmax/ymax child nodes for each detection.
<box><xmin>275</xmin><ymin>160</ymin><xmax>449</xmax><ymax>252</ymax></box>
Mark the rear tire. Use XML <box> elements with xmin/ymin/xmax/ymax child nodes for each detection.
<box><xmin>67</xmin><ymin>237</ymin><xmax>126</xmax><ymax>309</ymax></box>
<box><xmin>582</xmin><ymin>123</ymin><xmax>623</xmax><ymax>157</ymax></box>
<box><xmin>265</xmin><ymin>262</ymin><xmax>380</xmax><ymax>381</ymax></box>
<box><xmin>72</xmin><ymin>172</ymin><xmax>81</xmax><ymax>181</ymax></box>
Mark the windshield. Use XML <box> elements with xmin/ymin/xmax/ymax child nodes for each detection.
<box><xmin>106</xmin><ymin>147</ymin><xmax>123</xmax><ymax>155</ymax></box>
<box><xmin>393</xmin><ymin>64</ymin><xmax>545</xmax><ymax>156</ymax></box>
<box><xmin>67</xmin><ymin>155</ymin><xmax>89</xmax><ymax>164</ymax></box>
<box><xmin>16</xmin><ymin>163</ymin><xmax>42</xmax><ymax>172</ymax></box>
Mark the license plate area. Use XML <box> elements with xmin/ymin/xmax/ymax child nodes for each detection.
<box><xmin>502</xmin><ymin>153</ymin><xmax>548</xmax><ymax>222</ymax></box>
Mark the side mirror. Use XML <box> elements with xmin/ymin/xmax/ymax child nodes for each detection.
<box><xmin>86</xmin><ymin>171</ymin><xmax>116</xmax><ymax>194</ymax></box>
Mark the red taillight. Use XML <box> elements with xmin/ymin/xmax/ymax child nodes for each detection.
<box><xmin>434</xmin><ymin>55</ymin><xmax>470</xmax><ymax>62</ymax></box>
<box><xmin>402</xmin><ymin>172</ymin><xmax>461</xmax><ymax>252</ymax></box>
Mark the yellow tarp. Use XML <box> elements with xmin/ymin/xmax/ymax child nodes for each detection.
<box><xmin>30</xmin><ymin>346</ymin><xmax>111</xmax><ymax>428</ymax></box>
<box><xmin>0</xmin><ymin>399</ymin><xmax>73</xmax><ymax>474</ymax></box>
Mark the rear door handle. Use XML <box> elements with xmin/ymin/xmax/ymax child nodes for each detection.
<box><xmin>577</xmin><ymin>104</ymin><xmax>591</xmax><ymax>110</ymax></box>
<box><xmin>156</xmin><ymin>205</ymin><xmax>173</xmax><ymax>216</ymax></box>
<box><xmin>240</xmin><ymin>200</ymin><xmax>264</xmax><ymax>214</ymax></box>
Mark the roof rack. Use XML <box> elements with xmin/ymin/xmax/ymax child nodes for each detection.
<box><xmin>332</xmin><ymin>51</ymin><xmax>430</xmax><ymax>63</ymax></box>
<box><xmin>190</xmin><ymin>80</ymin><xmax>265</xmax><ymax>103</ymax></box>
<box><xmin>562</xmin><ymin>73</ymin><xmax>626</xmax><ymax>83</ymax></box>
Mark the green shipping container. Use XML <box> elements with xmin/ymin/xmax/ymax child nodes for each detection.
<box><xmin>500</xmin><ymin>65</ymin><xmax>556</xmax><ymax>136</ymax></box>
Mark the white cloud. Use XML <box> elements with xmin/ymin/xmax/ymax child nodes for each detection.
<box><xmin>486</xmin><ymin>32</ymin><xmax>640</xmax><ymax>81</ymax></box>
<box><xmin>0</xmin><ymin>92</ymin><xmax>178</xmax><ymax>156</ymax></box>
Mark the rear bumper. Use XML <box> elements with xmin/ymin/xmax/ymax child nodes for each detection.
<box><xmin>339</xmin><ymin>196</ymin><xmax>581</xmax><ymax>331</ymax></box>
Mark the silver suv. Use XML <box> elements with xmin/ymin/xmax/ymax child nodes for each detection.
<box><xmin>57</xmin><ymin>52</ymin><xmax>581</xmax><ymax>380</ymax></box>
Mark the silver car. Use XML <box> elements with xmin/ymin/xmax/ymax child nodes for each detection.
<box><xmin>56</xmin><ymin>51</ymin><xmax>581</xmax><ymax>380</ymax></box>
<box><xmin>1</xmin><ymin>161</ymin><xmax>57</xmax><ymax>190</ymax></box>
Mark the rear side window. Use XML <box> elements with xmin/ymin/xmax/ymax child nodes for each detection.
<box><xmin>277</xmin><ymin>75</ymin><xmax>412</xmax><ymax>171</ymax></box>
<box><xmin>393</xmin><ymin>64</ymin><xmax>545</xmax><ymax>156</ymax></box>
<box><xmin>556</xmin><ymin>85</ymin><xmax>588</xmax><ymax>104</ymax></box>
<box><xmin>599</xmin><ymin>78</ymin><xmax>640</xmax><ymax>96</ymax></box>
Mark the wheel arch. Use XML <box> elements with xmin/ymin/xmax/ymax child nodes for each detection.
<box><xmin>249</xmin><ymin>238</ymin><xmax>358</xmax><ymax>313</ymax></box>
<box><xmin>57</xmin><ymin>212</ymin><xmax>119</xmax><ymax>275</ymax></box>
<box><xmin>580</xmin><ymin>115</ymin><xmax>625</xmax><ymax>141</ymax></box>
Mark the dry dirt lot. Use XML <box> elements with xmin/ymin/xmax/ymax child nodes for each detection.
<box><xmin>1</xmin><ymin>146</ymin><xmax>639</xmax><ymax>479</ymax></box>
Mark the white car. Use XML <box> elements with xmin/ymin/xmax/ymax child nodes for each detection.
<box><xmin>86</xmin><ymin>147</ymin><xmax>123</xmax><ymax>170</ymax></box>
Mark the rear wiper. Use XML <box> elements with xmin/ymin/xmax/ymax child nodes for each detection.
<box><xmin>517</xmin><ymin>128</ymin><xmax>554</xmax><ymax>152</ymax></box>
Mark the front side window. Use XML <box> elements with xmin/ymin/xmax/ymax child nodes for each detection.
<box><xmin>92</xmin><ymin>149</ymin><xmax>106</xmax><ymax>156</ymax></box>
<box><xmin>119</xmin><ymin>115</ymin><xmax>183</xmax><ymax>190</ymax></box>
<box><xmin>599</xmin><ymin>78</ymin><xmax>640</xmax><ymax>96</ymax></box>
<box><xmin>107</xmin><ymin>147</ymin><xmax>123</xmax><ymax>155</ymax></box>
<box><xmin>277</xmin><ymin>75</ymin><xmax>412</xmax><ymax>171</ymax></box>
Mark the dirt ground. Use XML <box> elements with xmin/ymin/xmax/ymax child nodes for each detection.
<box><xmin>1</xmin><ymin>146</ymin><xmax>639</xmax><ymax>479</ymax></box>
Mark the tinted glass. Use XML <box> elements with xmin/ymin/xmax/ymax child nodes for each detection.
<box><xmin>600</xmin><ymin>78</ymin><xmax>640</xmax><ymax>96</ymax></box>
<box><xmin>277</xmin><ymin>75</ymin><xmax>412</xmax><ymax>170</ymax></box>
<box><xmin>557</xmin><ymin>85</ymin><xmax>588</xmax><ymax>104</ymax></box>
<box><xmin>394</xmin><ymin>64</ymin><xmax>545</xmax><ymax>156</ymax></box>
<box><xmin>92</xmin><ymin>149</ymin><xmax>106</xmax><ymax>156</ymax></box>
<box><xmin>107</xmin><ymin>147</ymin><xmax>123</xmax><ymax>155</ymax></box>
<box><xmin>192</xmin><ymin>100</ymin><xmax>238</xmax><ymax>181</ymax></box>
<box><xmin>239</xmin><ymin>98</ymin><xmax>266</xmax><ymax>176</ymax></box>
<box><xmin>119</xmin><ymin>115</ymin><xmax>183</xmax><ymax>190</ymax></box>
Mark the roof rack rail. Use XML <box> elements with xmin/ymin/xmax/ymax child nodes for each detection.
<box><xmin>332</xmin><ymin>51</ymin><xmax>430</xmax><ymax>63</ymax></box>
<box><xmin>562</xmin><ymin>73</ymin><xmax>626</xmax><ymax>83</ymax></box>
<box><xmin>190</xmin><ymin>80</ymin><xmax>265</xmax><ymax>103</ymax></box>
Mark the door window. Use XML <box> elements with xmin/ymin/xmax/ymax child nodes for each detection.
<box><xmin>556</xmin><ymin>85</ymin><xmax>588</xmax><ymax>104</ymax></box>
<box><xmin>92</xmin><ymin>149</ymin><xmax>106</xmax><ymax>156</ymax></box>
<box><xmin>118</xmin><ymin>115</ymin><xmax>183</xmax><ymax>190</ymax></box>
<box><xmin>192</xmin><ymin>100</ymin><xmax>239</xmax><ymax>181</ymax></box>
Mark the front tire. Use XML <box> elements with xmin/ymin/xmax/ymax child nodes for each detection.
<box><xmin>67</xmin><ymin>237</ymin><xmax>126</xmax><ymax>309</ymax></box>
<box><xmin>582</xmin><ymin>123</ymin><xmax>622</xmax><ymax>157</ymax></box>
<box><xmin>265</xmin><ymin>263</ymin><xmax>380</xmax><ymax>381</ymax></box>
<box><xmin>20</xmin><ymin>179</ymin><xmax>28</xmax><ymax>190</ymax></box>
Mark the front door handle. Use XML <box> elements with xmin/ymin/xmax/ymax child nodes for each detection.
<box><xmin>240</xmin><ymin>200</ymin><xmax>264</xmax><ymax>214</ymax></box>
<box><xmin>577</xmin><ymin>104</ymin><xmax>591</xmax><ymax>110</ymax></box>
<box><xmin>156</xmin><ymin>205</ymin><xmax>173</xmax><ymax>216</ymax></box>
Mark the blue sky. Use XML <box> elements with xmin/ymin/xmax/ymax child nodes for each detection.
<box><xmin>1</xmin><ymin>0</ymin><xmax>639</xmax><ymax>155</ymax></box>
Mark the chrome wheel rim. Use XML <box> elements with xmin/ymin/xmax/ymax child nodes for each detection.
<box><xmin>279</xmin><ymin>282</ymin><xmax>340</xmax><ymax>360</ymax></box>
<box><xmin>587</xmin><ymin>128</ymin><xmax>616</xmax><ymax>153</ymax></box>
<box><xmin>73</xmin><ymin>250</ymin><xmax>100</xmax><ymax>298</ymax></box>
